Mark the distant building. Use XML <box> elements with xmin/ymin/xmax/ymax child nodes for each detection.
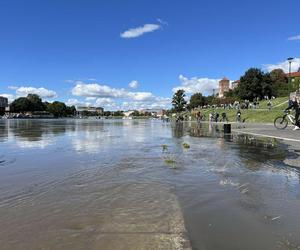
<box><xmin>231</xmin><ymin>80</ymin><xmax>240</xmax><ymax>89</ymax></box>
<box><xmin>76</xmin><ymin>106</ymin><xmax>104</xmax><ymax>116</ymax></box>
<box><xmin>218</xmin><ymin>77</ymin><xmax>230</xmax><ymax>98</ymax></box>
<box><xmin>123</xmin><ymin>110</ymin><xmax>134</xmax><ymax>117</ymax></box>
<box><xmin>286</xmin><ymin>69</ymin><xmax>300</xmax><ymax>83</ymax></box>
<box><xmin>0</xmin><ymin>96</ymin><xmax>8</xmax><ymax>115</ymax></box>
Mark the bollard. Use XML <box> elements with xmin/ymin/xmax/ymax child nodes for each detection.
<box><xmin>223</xmin><ymin>123</ymin><xmax>231</xmax><ymax>134</ymax></box>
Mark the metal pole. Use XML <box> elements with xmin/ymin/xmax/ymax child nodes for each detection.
<box><xmin>289</xmin><ymin>60</ymin><xmax>291</xmax><ymax>99</ymax></box>
<box><xmin>287</xmin><ymin>57</ymin><xmax>294</xmax><ymax>100</ymax></box>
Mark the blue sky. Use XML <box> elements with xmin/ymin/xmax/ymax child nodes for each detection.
<box><xmin>0</xmin><ymin>0</ymin><xmax>299</xmax><ymax>110</ymax></box>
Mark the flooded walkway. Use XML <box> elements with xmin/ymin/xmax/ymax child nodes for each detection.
<box><xmin>0</xmin><ymin>119</ymin><xmax>300</xmax><ymax>249</ymax></box>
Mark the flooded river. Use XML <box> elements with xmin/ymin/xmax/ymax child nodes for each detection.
<box><xmin>0</xmin><ymin>119</ymin><xmax>300</xmax><ymax>250</ymax></box>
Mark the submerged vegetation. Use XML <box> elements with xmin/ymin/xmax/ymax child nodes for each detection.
<box><xmin>164</xmin><ymin>157</ymin><xmax>176</xmax><ymax>166</ymax></box>
<box><xmin>161</xmin><ymin>144</ymin><xmax>177</xmax><ymax>168</ymax></box>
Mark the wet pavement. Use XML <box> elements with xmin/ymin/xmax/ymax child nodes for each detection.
<box><xmin>0</xmin><ymin>119</ymin><xmax>300</xmax><ymax>250</ymax></box>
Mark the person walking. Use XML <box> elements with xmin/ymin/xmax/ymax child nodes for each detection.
<box><xmin>236</xmin><ymin>109</ymin><xmax>241</xmax><ymax>123</ymax></box>
<box><xmin>215</xmin><ymin>112</ymin><xmax>219</xmax><ymax>122</ymax></box>
<box><xmin>221</xmin><ymin>112</ymin><xmax>228</xmax><ymax>122</ymax></box>
<box><xmin>285</xmin><ymin>96</ymin><xmax>300</xmax><ymax>130</ymax></box>
<box><xmin>267</xmin><ymin>100</ymin><xmax>272</xmax><ymax>111</ymax></box>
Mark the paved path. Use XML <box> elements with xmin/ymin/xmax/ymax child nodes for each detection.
<box><xmin>232</xmin><ymin>123</ymin><xmax>300</xmax><ymax>167</ymax></box>
<box><xmin>232</xmin><ymin>123</ymin><xmax>300</xmax><ymax>143</ymax></box>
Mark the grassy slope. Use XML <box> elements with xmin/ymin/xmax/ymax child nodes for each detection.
<box><xmin>192</xmin><ymin>97</ymin><xmax>290</xmax><ymax>123</ymax></box>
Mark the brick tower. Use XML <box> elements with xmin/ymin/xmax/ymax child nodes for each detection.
<box><xmin>219</xmin><ymin>77</ymin><xmax>230</xmax><ymax>98</ymax></box>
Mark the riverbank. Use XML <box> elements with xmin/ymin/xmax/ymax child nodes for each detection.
<box><xmin>186</xmin><ymin>96</ymin><xmax>290</xmax><ymax>123</ymax></box>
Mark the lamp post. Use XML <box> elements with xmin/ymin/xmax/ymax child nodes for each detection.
<box><xmin>287</xmin><ymin>57</ymin><xmax>294</xmax><ymax>99</ymax></box>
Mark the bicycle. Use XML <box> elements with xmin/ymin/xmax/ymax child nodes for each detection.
<box><xmin>274</xmin><ymin>110</ymin><xmax>295</xmax><ymax>129</ymax></box>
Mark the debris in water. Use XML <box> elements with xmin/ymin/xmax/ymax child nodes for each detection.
<box><xmin>238</xmin><ymin>183</ymin><xmax>249</xmax><ymax>189</ymax></box>
<box><xmin>182</xmin><ymin>143</ymin><xmax>190</xmax><ymax>149</ymax></box>
<box><xmin>219</xmin><ymin>179</ymin><xmax>239</xmax><ymax>187</ymax></box>
<box><xmin>240</xmin><ymin>187</ymin><xmax>249</xmax><ymax>194</ymax></box>
<box><xmin>271</xmin><ymin>216</ymin><xmax>281</xmax><ymax>221</ymax></box>
<box><xmin>264</xmin><ymin>215</ymin><xmax>282</xmax><ymax>221</ymax></box>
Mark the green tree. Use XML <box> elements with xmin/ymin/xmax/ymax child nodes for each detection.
<box><xmin>113</xmin><ymin>111</ymin><xmax>124</xmax><ymax>116</ymax></box>
<box><xmin>131</xmin><ymin>110</ymin><xmax>140</xmax><ymax>116</ymax></box>
<box><xmin>188</xmin><ymin>92</ymin><xmax>206</xmax><ymax>109</ymax></box>
<box><xmin>10</xmin><ymin>94</ymin><xmax>47</xmax><ymax>112</ymax></box>
<box><xmin>293</xmin><ymin>77</ymin><xmax>300</xmax><ymax>92</ymax></box>
<box><xmin>270</xmin><ymin>69</ymin><xmax>289</xmax><ymax>97</ymax></box>
<box><xmin>172</xmin><ymin>89</ymin><xmax>187</xmax><ymax>112</ymax></box>
<box><xmin>224</xmin><ymin>89</ymin><xmax>236</xmax><ymax>98</ymax></box>
<box><xmin>66</xmin><ymin>105</ymin><xmax>76</xmax><ymax>116</ymax></box>
<box><xmin>27</xmin><ymin>94</ymin><xmax>46</xmax><ymax>111</ymax></box>
<box><xmin>10</xmin><ymin>97</ymin><xmax>31</xmax><ymax>112</ymax></box>
<box><xmin>47</xmin><ymin>101</ymin><xmax>68</xmax><ymax>117</ymax></box>
<box><xmin>236</xmin><ymin>68</ymin><xmax>274</xmax><ymax>100</ymax></box>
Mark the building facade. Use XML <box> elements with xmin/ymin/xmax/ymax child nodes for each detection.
<box><xmin>231</xmin><ymin>80</ymin><xmax>240</xmax><ymax>89</ymax></box>
<box><xmin>218</xmin><ymin>77</ymin><xmax>230</xmax><ymax>98</ymax></box>
<box><xmin>288</xmin><ymin>71</ymin><xmax>300</xmax><ymax>83</ymax></box>
<box><xmin>0</xmin><ymin>96</ymin><xmax>8</xmax><ymax>115</ymax></box>
<box><xmin>76</xmin><ymin>106</ymin><xmax>104</xmax><ymax>116</ymax></box>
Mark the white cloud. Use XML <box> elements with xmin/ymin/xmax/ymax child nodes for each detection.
<box><xmin>65</xmin><ymin>80</ymin><xmax>75</xmax><ymax>83</ymax></box>
<box><xmin>288</xmin><ymin>35</ymin><xmax>300</xmax><ymax>41</ymax></box>
<box><xmin>264</xmin><ymin>58</ymin><xmax>300</xmax><ymax>73</ymax></box>
<box><xmin>85</xmin><ymin>97</ymin><xmax>96</xmax><ymax>101</ymax></box>
<box><xmin>65</xmin><ymin>98</ymin><xmax>93</xmax><ymax>108</ymax></box>
<box><xmin>72</xmin><ymin>83</ymin><xmax>128</xmax><ymax>98</ymax></box>
<box><xmin>71</xmin><ymin>81</ymin><xmax>170</xmax><ymax>111</ymax></box>
<box><xmin>128</xmin><ymin>92</ymin><xmax>155</xmax><ymax>101</ymax></box>
<box><xmin>172</xmin><ymin>75</ymin><xmax>220</xmax><ymax>95</ymax></box>
<box><xmin>16</xmin><ymin>87</ymin><xmax>57</xmax><ymax>98</ymax></box>
<box><xmin>0</xmin><ymin>93</ymin><xmax>15</xmax><ymax>103</ymax></box>
<box><xmin>8</xmin><ymin>85</ymin><xmax>18</xmax><ymax>90</ymax></box>
<box><xmin>66</xmin><ymin>98</ymin><xmax>82</xmax><ymax>106</ymax></box>
<box><xmin>120</xmin><ymin>24</ymin><xmax>161</xmax><ymax>38</ymax></box>
<box><xmin>129</xmin><ymin>80</ymin><xmax>139</xmax><ymax>89</ymax></box>
<box><xmin>95</xmin><ymin>98</ymin><xmax>118</xmax><ymax>109</ymax></box>
<box><xmin>72</xmin><ymin>82</ymin><xmax>156</xmax><ymax>102</ymax></box>
<box><xmin>120</xmin><ymin>97</ymin><xmax>170</xmax><ymax>111</ymax></box>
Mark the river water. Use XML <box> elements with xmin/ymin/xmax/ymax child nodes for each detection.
<box><xmin>0</xmin><ymin>119</ymin><xmax>300</xmax><ymax>250</ymax></box>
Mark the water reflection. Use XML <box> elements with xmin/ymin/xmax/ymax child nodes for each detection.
<box><xmin>0</xmin><ymin>119</ymin><xmax>300</xmax><ymax>249</ymax></box>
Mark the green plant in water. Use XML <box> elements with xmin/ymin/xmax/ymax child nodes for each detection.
<box><xmin>164</xmin><ymin>158</ymin><xmax>176</xmax><ymax>164</ymax></box>
<box><xmin>161</xmin><ymin>144</ymin><xmax>168</xmax><ymax>151</ymax></box>
<box><xmin>163</xmin><ymin>155</ymin><xmax>177</xmax><ymax>169</ymax></box>
<box><xmin>182</xmin><ymin>142</ymin><xmax>190</xmax><ymax>149</ymax></box>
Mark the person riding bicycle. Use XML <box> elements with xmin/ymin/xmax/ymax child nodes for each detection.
<box><xmin>285</xmin><ymin>96</ymin><xmax>300</xmax><ymax>130</ymax></box>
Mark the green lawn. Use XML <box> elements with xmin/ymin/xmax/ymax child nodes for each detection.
<box><xmin>191</xmin><ymin>97</ymin><xmax>290</xmax><ymax>124</ymax></box>
<box><xmin>196</xmin><ymin>109</ymin><xmax>284</xmax><ymax>123</ymax></box>
<box><xmin>256</xmin><ymin>97</ymin><xmax>288</xmax><ymax>110</ymax></box>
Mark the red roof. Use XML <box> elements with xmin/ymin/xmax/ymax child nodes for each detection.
<box><xmin>286</xmin><ymin>72</ymin><xmax>300</xmax><ymax>77</ymax></box>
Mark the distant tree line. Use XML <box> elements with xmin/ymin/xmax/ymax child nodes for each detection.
<box><xmin>10</xmin><ymin>94</ymin><xmax>76</xmax><ymax>117</ymax></box>
<box><xmin>172</xmin><ymin>67</ymin><xmax>297</xmax><ymax>112</ymax></box>
<box><xmin>102</xmin><ymin>110</ymin><xmax>124</xmax><ymax>116</ymax></box>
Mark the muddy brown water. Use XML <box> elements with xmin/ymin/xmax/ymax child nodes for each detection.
<box><xmin>0</xmin><ymin>119</ymin><xmax>300</xmax><ymax>250</ymax></box>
